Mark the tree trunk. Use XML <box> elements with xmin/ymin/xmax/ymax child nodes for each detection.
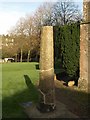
<box><xmin>20</xmin><ymin>49</ymin><xmax>23</xmax><ymax>62</ymax></box>
<box><xmin>37</xmin><ymin>26</ymin><xmax>56</xmax><ymax>112</ymax></box>
<box><xmin>27</xmin><ymin>50</ymin><xmax>30</xmax><ymax>62</ymax></box>
<box><xmin>15</xmin><ymin>53</ymin><xmax>17</xmax><ymax>62</ymax></box>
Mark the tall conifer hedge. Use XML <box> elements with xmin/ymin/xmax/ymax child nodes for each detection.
<box><xmin>54</xmin><ymin>23</ymin><xmax>80</xmax><ymax>78</ymax></box>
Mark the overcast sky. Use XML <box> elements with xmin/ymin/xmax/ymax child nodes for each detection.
<box><xmin>0</xmin><ymin>0</ymin><xmax>83</xmax><ymax>35</ymax></box>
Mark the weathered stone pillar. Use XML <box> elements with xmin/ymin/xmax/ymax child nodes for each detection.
<box><xmin>78</xmin><ymin>0</ymin><xmax>90</xmax><ymax>91</ymax></box>
<box><xmin>38</xmin><ymin>26</ymin><xmax>56</xmax><ymax>112</ymax></box>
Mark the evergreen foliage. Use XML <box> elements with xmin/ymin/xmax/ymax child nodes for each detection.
<box><xmin>54</xmin><ymin>22</ymin><xmax>80</xmax><ymax>78</ymax></box>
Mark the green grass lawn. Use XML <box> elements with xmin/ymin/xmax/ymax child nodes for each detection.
<box><xmin>2</xmin><ymin>62</ymin><xmax>89</xmax><ymax>118</ymax></box>
<box><xmin>2</xmin><ymin>62</ymin><xmax>39</xmax><ymax>118</ymax></box>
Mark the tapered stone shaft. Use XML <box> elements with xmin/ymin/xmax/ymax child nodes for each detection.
<box><xmin>79</xmin><ymin>1</ymin><xmax>90</xmax><ymax>91</ymax></box>
<box><xmin>38</xmin><ymin>26</ymin><xmax>55</xmax><ymax>112</ymax></box>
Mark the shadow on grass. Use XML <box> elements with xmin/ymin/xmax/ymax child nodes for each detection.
<box><xmin>2</xmin><ymin>88</ymin><xmax>33</xmax><ymax>118</ymax></box>
<box><xmin>2</xmin><ymin>75</ymin><xmax>39</xmax><ymax>119</ymax></box>
<box><xmin>2</xmin><ymin>75</ymin><xmax>90</xmax><ymax>119</ymax></box>
<box><xmin>24</xmin><ymin>75</ymin><xmax>39</xmax><ymax>102</ymax></box>
<box><xmin>55</xmin><ymin>84</ymin><xmax>90</xmax><ymax>118</ymax></box>
<box><xmin>2</xmin><ymin>85</ymin><xmax>90</xmax><ymax>119</ymax></box>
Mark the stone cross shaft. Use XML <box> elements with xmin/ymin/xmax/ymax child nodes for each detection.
<box><xmin>38</xmin><ymin>26</ymin><xmax>55</xmax><ymax>112</ymax></box>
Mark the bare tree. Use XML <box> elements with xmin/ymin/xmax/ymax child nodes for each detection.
<box><xmin>52</xmin><ymin>0</ymin><xmax>82</xmax><ymax>25</ymax></box>
<box><xmin>7</xmin><ymin>1</ymin><xmax>82</xmax><ymax>61</ymax></box>
<box><xmin>34</xmin><ymin>2</ymin><xmax>54</xmax><ymax>26</ymax></box>
<box><xmin>24</xmin><ymin>16</ymin><xmax>35</xmax><ymax>61</ymax></box>
<box><xmin>10</xmin><ymin>17</ymin><xmax>28</xmax><ymax>62</ymax></box>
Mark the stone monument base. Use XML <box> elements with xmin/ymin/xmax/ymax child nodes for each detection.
<box><xmin>21</xmin><ymin>101</ymin><xmax>79</xmax><ymax>118</ymax></box>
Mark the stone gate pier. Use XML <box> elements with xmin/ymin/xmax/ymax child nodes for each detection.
<box><xmin>78</xmin><ymin>0</ymin><xmax>90</xmax><ymax>92</ymax></box>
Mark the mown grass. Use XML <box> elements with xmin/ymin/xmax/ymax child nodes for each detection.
<box><xmin>2</xmin><ymin>62</ymin><xmax>89</xmax><ymax>118</ymax></box>
<box><xmin>2</xmin><ymin>62</ymin><xmax>39</xmax><ymax>118</ymax></box>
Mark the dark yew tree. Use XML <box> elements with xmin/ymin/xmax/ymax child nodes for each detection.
<box><xmin>54</xmin><ymin>22</ymin><xmax>80</xmax><ymax>84</ymax></box>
